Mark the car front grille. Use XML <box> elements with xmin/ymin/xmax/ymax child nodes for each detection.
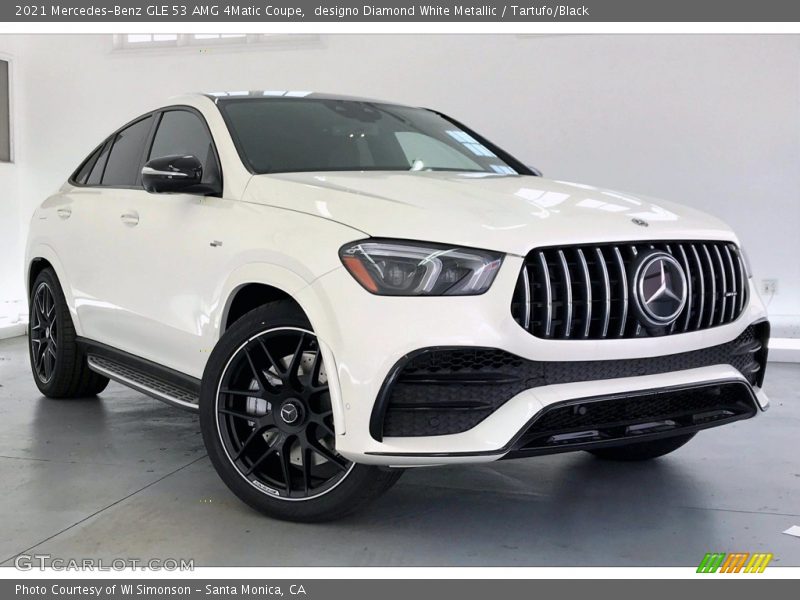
<box><xmin>371</xmin><ymin>321</ymin><xmax>768</xmax><ymax>439</ymax></box>
<box><xmin>511</xmin><ymin>241</ymin><xmax>748</xmax><ymax>340</ymax></box>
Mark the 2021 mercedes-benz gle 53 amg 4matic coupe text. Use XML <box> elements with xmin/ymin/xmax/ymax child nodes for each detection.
<box><xmin>26</xmin><ymin>92</ymin><xmax>770</xmax><ymax>521</ymax></box>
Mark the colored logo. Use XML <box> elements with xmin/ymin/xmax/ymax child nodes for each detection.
<box><xmin>697</xmin><ymin>552</ymin><xmax>773</xmax><ymax>573</ymax></box>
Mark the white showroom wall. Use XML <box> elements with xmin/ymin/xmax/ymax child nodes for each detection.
<box><xmin>2</xmin><ymin>34</ymin><xmax>799</xmax><ymax>336</ymax></box>
<box><xmin>0</xmin><ymin>35</ymin><xmax>22</xmax><ymax>335</ymax></box>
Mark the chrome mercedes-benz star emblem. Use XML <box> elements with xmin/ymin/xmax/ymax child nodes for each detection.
<box><xmin>280</xmin><ymin>403</ymin><xmax>300</xmax><ymax>425</ymax></box>
<box><xmin>632</xmin><ymin>252</ymin><xmax>688</xmax><ymax>328</ymax></box>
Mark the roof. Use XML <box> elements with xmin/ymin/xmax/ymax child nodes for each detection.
<box><xmin>200</xmin><ymin>90</ymin><xmax>408</xmax><ymax>106</ymax></box>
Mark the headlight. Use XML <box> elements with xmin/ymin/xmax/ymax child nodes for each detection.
<box><xmin>339</xmin><ymin>239</ymin><xmax>504</xmax><ymax>296</ymax></box>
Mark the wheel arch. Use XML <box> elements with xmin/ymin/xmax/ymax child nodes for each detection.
<box><xmin>25</xmin><ymin>245</ymin><xmax>82</xmax><ymax>335</ymax></box>
<box><xmin>216</xmin><ymin>263</ymin><xmax>336</xmax><ymax>342</ymax></box>
<box><xmin>222</xmin><ymin>282</ymin><xmax>303</xmax><ymax>333</ymax></box>
<box><xmin>214</xmin><ymin>263</ymin><xmax>347</xmax><ymax>435</ymax></box>
<box><xmin>28</xmin><ymin>257</ymin><xmax>54</xmax><ymax>293</ymax></box>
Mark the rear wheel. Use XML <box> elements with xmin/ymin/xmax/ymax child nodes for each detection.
<box><xmin>200</xmin><ymin>301</ymin><xmax>402</xmax><ymax>522</ymax></box>
<box><xmin>588</xmin><ymin>433</ymin><xmax>696</xmax><ymax>461</ymax></box>
<box><xmin>28</xmin><ymin>268</ymin><xmax>109</xmax><ymax>398</ymax></box>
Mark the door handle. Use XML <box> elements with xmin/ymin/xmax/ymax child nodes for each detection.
<box><xmin>120</xmin><ymin>211</ymin><xmax>139</xmax><ymax>226</ymax></box>
<box><xmin>57</xmin><ymin>207</ymin><xmax>72</xmax><ymax>220</ymax></box>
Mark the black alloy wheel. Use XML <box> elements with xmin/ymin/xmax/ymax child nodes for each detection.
<box><xmin>200</xmin><ymin>301</ymin><xmax>403</xmax><ymax>522</ymax></box>
<box><xmin>30</xmin><ymin>281</ymin><xmax>58</xmax><ymax>383</ymax></box>
<box><xmin>27</xmin><ymin>267</ymin><xmax>109</xmax><ymax>398</ymax></box>
<box><xmin>214</xmin><ymin>327</ymin><xmax>354</xmax><ymax>499</ymax></box>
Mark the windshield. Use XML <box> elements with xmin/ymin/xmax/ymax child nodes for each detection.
<box><xmin>217</xmin><ymin>98</ymin><xmax>521</xmax><ymax>175</ymax></box>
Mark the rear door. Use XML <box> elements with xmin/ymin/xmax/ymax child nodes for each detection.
<box><xmin>67</xmin><ymin>114</ymin><xmax>156</xmax><ymax>350</ymax></box>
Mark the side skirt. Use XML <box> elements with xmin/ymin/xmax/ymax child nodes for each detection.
<box><xmin>78</xmin><ymin>337</ymin><xmax>200</xmax><ymax>412</ymax></box>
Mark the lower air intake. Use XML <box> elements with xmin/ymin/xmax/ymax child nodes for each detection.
<box><xmin>507</xmin><ymin>381</ymin><xmax>758</xmax><ymax>457</ymax></box>
<box><xmin>372</xmin><ymin>322</ymin><xmax>768</xmax><ymax>439</ymax></box>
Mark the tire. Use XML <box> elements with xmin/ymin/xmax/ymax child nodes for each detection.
<box><xmin>200</xmin><ymin>300</ymin><xmax>402</xmax><ymax>522</ymax></box>
<box><xmin>588</xmin><ymin>433</ymin><xmax>696</xmax><ymax>461</ymax></box>
<box><xmin>28</xmin><ymin>268</ymin><xmax>109</xmax><ymax>398</ymax></box>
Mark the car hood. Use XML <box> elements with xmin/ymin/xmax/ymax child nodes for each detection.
<box><xmin>244</xmin><ymin>171</ymin><xmax>737</xmax><ymax>256</ymax></box>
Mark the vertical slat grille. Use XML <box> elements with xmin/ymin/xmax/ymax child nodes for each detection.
<box><xmin>576</xmin><ymin>249</ymin><xmax>592</xmax><ymax>338</ymax></box>
<box><xmin>512</xmin><ymin>241</ymin><xmax>749</xmax><ymax>340</ymax></box>
<box><xmin>689</xmin><ymin>245</ymin><xmax>705</xmax><ymax>330</ymax></box>
<box><xmin>612</xmin><ymin>246</ymin><xmax>628</xmax><ymax>337</ymax></box>
<box><xmin>713</xmin><ymin>245</ymin><xmax>728</xmax><ymax>326</ymax></box>
<box><xmin>676</xmin><ymin>245</ymin><xmax>693</xmax><ymax>333</ymax></box>
<box><xmin>596</xmin><ymin>247</ymin><xmax>611</xmax><ymax>338</ymax></box>
<box><xmin>557</xmin><ymin>250</ymin><xmax>573</xmax><ymax>338</ymax></box>
<box><xmin>701</xmin><ymin>245</ymin><xmax>717</xmax><ymax>328</ymax></box>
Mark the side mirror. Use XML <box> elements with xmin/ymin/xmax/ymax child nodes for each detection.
<box><xmin>142</xmin><ymin>155</ymin><xmax>217</xmax><ymax>194</ymax></box>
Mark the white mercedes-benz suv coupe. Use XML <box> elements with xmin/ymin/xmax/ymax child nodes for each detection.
<box><xmin>26</xmin><ymin>92</ymin><xmax>770</xmax><ymax>521</ymax></box>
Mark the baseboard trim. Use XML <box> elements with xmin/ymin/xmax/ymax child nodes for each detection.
<box><xmin>0</xmin><ymin>323</ymin><xmax>26</xmax><ymax>340</ymax></box>
<box><xmin>768</xmin><ymin>338</ymin><xmax>800</xmax><ymax>364</ymax></box>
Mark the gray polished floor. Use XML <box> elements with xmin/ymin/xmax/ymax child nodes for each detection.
<box><xmin>1</xmin><ymin>334</ymin><xmax>798</xmax><ymax>567</ymax></box>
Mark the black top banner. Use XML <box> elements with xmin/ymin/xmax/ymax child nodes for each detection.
<box><xmin>7</xmin><ymin>0</ymin><xmax>800</xmax><ymax>22</ymax></box>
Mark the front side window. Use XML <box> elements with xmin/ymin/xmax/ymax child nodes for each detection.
<box><xmin>101</xmin><ymin>116</ymin><xmax>154</xmax><ymax>187</ymax></box>
<box><xmin>218</xmin><ymin>98</ymin><xmax>520</xmax><ymax>175</ymax></box>
<box><xmin>148</xmin><ymin>110</ymin><xmax>221</xmax><ymax>187</ymax></box>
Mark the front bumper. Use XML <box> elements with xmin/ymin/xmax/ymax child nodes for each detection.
<box><xmin>295</xmin><ymin>256</ymin><xmax>770</xmax><ymax>466</ymax></box>
<box><xmin>372</xmin><ymin>323</ymin><xmax>766</xmax><ymax>440</ymax></box>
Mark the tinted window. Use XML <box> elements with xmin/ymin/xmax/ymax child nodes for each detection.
<box><xmin>149</xmin><ymin>110</ymin><xmax>220</xmax><ymax>186</ymax></box>
<box><xmin>73</xmin><ymin>145</ymin><xmax>103</xmax><ymax>184</ymax></box>
<box><xmin>102</xmin><ymin>116</ymin><xmax>153</xmax><ymax>187</ymax></box>
<box><xmin>86</xmin><ymin>141</ymin><xmax>111</xmax><ymax>185</ymax></box>
<box><xmin>219</xmin><ymin>98</ymin><xmax>519</xmax><ymax>175</ymax></box>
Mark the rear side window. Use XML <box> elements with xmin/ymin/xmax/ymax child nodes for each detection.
<box><xmin>86</xmin><ymin>142</ymin><xmax>111</xmax><ymax>185</ymax></box>
<box><xmin>149</xmin><ymin>110</ymin><xmax>221</xmax><ymax>187</ymax></box>
<box><xmin>101</xmin><ymin>116</ymin><xmax>154</xmax><ymax>187</ymax></box>
<box><xmin>73</xmin><ymin>145</ymin><xmax>103</xmax><ymax>184</ymax></box>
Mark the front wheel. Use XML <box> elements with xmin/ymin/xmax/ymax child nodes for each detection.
<box><xmin>200</xmin><ymin>301</ymin><xmax>402</xmax><ymax>522</ymax></box>
<box><xmin>587</xmin><ymin>433</ymin><xmax>696</xmax><ymax>461</ymax></box>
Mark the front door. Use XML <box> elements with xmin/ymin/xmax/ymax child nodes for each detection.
<box><xmin>98</xmin><ymin>108</ymin><xmax>227</xmax><ymax>377</ymax></box>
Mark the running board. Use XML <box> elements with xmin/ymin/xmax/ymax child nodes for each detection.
<box><xmin>87</xmin><ymin>354</ymin><xmax>199</xmax><ymax>412</ymax></box>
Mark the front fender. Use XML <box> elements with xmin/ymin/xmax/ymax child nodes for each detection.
<box><xmin>212</xmin><ymin>264</ymin><xmax>351</xmax><ymax>435</ymax></box>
